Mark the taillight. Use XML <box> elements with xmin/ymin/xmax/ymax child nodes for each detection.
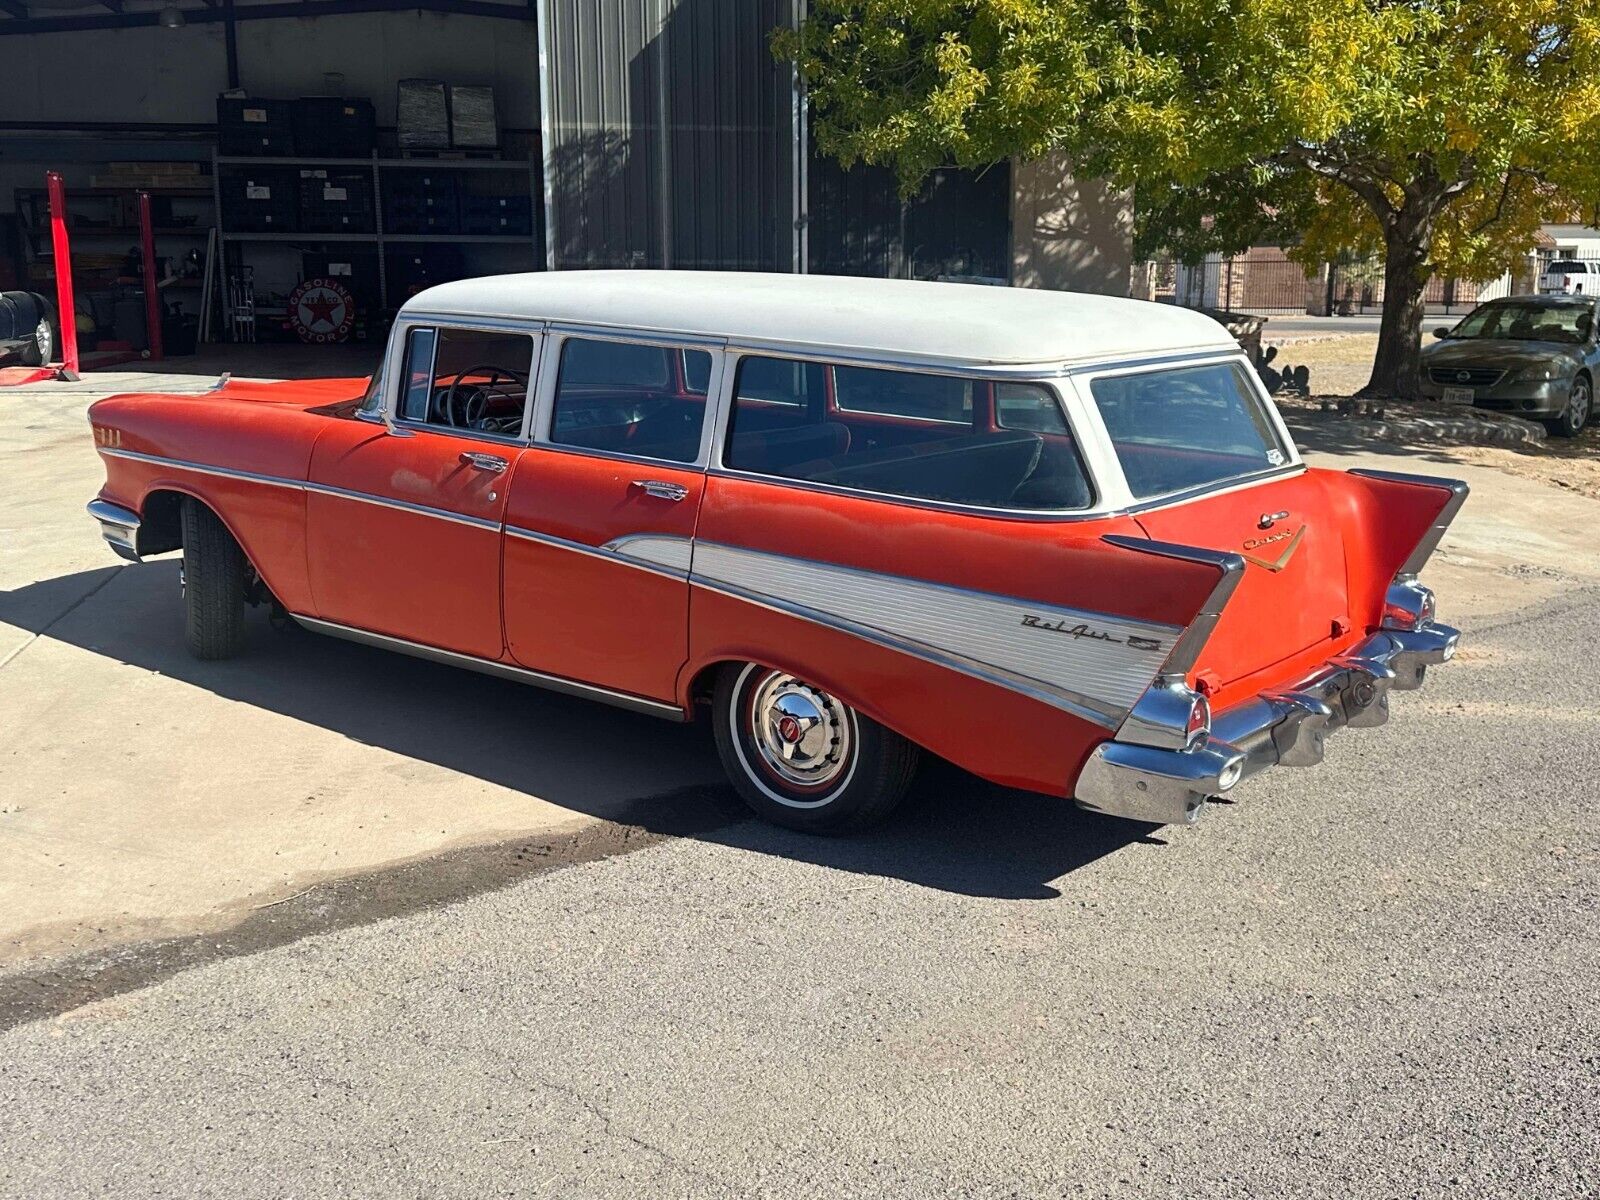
<box><xmin>1382</xmin><ymin>578</ymin><xmax>1436</xmax><ymax>632</ymax></box>
<box><xmin>1186</xmin><ymin>693</ymin><xmax>1211</xmax><ymax>747</ymax></box>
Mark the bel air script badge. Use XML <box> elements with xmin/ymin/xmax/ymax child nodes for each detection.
<box><xmin>1020</xmin><ymin>614</ymin><xmax>1163</xmax><ymax>652</ymax></box>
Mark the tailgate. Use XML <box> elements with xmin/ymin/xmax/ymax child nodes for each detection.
<box><xmin>1135</xmin><ymin>471</ymin><xmax>1351</xmax><ymax>690</ymax></box>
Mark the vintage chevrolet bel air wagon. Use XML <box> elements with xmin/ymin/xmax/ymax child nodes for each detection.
<box><xmin>87</xmin><ymin>272</ymin><xmax>1464</xmax><ymax>832</ymax></box>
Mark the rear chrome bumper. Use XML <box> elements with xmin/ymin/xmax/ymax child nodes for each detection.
<box><xmin>87</xmin><ymin>499</ymin><xmax>141</xmax><ymax>561</ymax></box>
<box><xmin>1073</xmin><ymin>623</ymin><xmax>1459</xmax><ymax>826</ymax></box>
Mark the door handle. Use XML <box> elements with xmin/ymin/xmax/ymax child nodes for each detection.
<box><xmin>632</xmin><ymin>479</ymin><xmax>689</xmax><ymax>502</ymax></box>
<box><xmin>459</xmin><ymin>451</ymin><xmax>509</xmax><ymax>474</ymax></box>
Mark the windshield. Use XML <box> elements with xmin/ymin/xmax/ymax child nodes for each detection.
<box><xmin>1449</xmin><ymin>302</ymin><xmax>1594</xmax><ymax>343</ymax></box>
<box><xmin>1089</xmin><ymin>361</ymin><xmax>1291</xmax><ymax>501</ymax></box>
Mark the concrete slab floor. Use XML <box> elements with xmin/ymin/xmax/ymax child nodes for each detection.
<box><xmin>3</xmin><ymin>379</ymin><xmax>1599</xmax><ymax>974</ymax></box>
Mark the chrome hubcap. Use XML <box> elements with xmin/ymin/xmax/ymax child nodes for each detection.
<box><xmin>35</xmin><ymin>319</ymin><xmax>50</xmax><ymax>359</ymax></box>
<box><xmin>748</xmin><ymin>671</ymin><xmax>852</xmax><ymax>790</ymax></box>
<box><xmin>1572</xmin><ymin>381</ymin><xmax>1590</xmax><ymax>425</ymax></box>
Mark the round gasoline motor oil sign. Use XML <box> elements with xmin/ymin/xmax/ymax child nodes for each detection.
<box><xmin>288</xmin><ymin>277</ymin><xmax>356</xmax><ymax>344</ymax></box>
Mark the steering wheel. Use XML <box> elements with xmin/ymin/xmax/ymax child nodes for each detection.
<box><xmin>443</xmin><ymin>365</ymin><xmax>527</xmax><ymax>430</ymax></box>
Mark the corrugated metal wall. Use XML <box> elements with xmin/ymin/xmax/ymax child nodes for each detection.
<box><xmin>807</xmin><ymin>154</ymin><xmax>1011</xmax><ymax>282</ymax></box>
<box><xmin>540</xmin><ymin>0</ymin><xmax>796</xmax><ymax>271</ymax></box>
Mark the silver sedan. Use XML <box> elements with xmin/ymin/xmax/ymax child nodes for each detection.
<box><xmin>1420</xmin><ymin>294</ymin><xmax>1598</xmax><ymax>436</ymax></box>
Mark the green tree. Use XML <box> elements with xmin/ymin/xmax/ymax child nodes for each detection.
<box><xmin>777</xmin><ymin>1</ymin><xmax>1600</xmax><ymax>398</ymax></box>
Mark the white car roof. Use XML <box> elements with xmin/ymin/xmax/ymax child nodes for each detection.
<box><xmin>401</xmin><ymin>270</ymin><xmax>1237</xmax><ymax>368</ymax></box>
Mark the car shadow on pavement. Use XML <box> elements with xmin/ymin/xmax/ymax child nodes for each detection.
<box><xmin>2</xmin><ymin>560</ymin><xmax>1154</xmax><ymax>902</ymax></box>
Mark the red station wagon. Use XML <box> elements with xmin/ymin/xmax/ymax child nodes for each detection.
<box><xmin>86</xmin><ymin>273</ymin><xmax>1464</xmax><ymax>832</ymax></box>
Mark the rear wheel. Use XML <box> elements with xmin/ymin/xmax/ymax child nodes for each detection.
<box><xmin>711</xmin><ymin>663</ymin><xmax>921</xmax><ymax>834</ymax></box>
<box><xmin>1546</xmin><ymin>375</ymin><xmax>1592</xmax><ymax>438</ymax></box>
<box><xmin>17</xmin><ymin>316</ymin><xmax>52</xmax><ymax>367</ymax></box>
<box><xmin>181</xmin><ymin>498</ymin><xmax>248</xmax><ymax>660</ymax></box>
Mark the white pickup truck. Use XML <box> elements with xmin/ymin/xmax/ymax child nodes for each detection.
<box><xmin>1538</xmin><ymin>260</ymin><xmax>1600</xmax><ymax>295</ymax></box>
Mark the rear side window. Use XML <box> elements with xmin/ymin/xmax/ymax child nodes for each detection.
<box><xmin>1089</xmin><ymin>362</ymin><xmax>1289</xmax><ymax>500</ymax></box>
<box><xmin>724</xmin><ymin>355</ymin><xmax>1092</xmax><ymax>511</ymax></box>
<box><xmin>550</xmin><ymin>337</ymin><xmax>712</xmax><ymax>464</ymax></box>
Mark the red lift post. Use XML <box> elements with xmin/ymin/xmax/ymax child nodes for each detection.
<box><xmin>46</xmin><ymin>170</ymin><xmax>81</xmax><ymax>379</ymax></box>
<box><xmin>5</xmin><ymin>171</ymin><xmax>171</xmax><ymax>385</ymax></box>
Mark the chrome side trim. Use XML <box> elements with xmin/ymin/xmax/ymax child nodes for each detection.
<box><xmin>292</xmin><ymin>615</ymin><xmax>687</xmax><ymax>721</ymax></box>
<box><xmin>1348</xmin><ymin>469</ymin><xmax>1470</xmax><ymax>575</ymax></box>
<box><xmin>691</xmin><ymin>575</ymin><xmax>1125</xmax><ymax>729</ymax></box>
<box><xmin>689</xmin><ymin>541</ymin><xmax>1182</xmax><ymax>725</ymax></box>
<box><xmin>308</xmin><ymin>480</ymin><xmax>502</xmax><ymax>532</ymax></box>
<box><xmin>87</xmin><ymin>498</ymin><xmax>141</xmax><ymax>562</ymax></box>
<box><xmin>99</xmin><ymin>447</ymin><xmax>503</xmax><ymax>533</ymax></box>
<box><xmin>506</xmin><ymin>525</ymin><xmax>690</xmax><ymax>581</ymax></box>
<box><xmin>603</xmin><ymin>533</ymin><xmax>694</xmax><ymax>574</ymax></box>
<box><xmin>99</xmin><ymin>447</ymin><xmax>302</xmax><ymax>491</ymax></box>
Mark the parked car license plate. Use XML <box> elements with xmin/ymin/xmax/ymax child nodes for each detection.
<box><xmin>1440</xmin><ymin>387</ymin><xmax>1474</xmax><ymax>405</ymax></box>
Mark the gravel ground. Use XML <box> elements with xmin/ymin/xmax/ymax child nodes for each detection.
<box><xmin>2</xmin><ymin>585</ymin><xmax>1597</xmax><ymax>1198</ymax></box>
<box><xmin>1271</xmin><ymin>333</ymin><xmax>1600</xmax><ymax>501</ymax></box>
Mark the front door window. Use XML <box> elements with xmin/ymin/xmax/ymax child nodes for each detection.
<box><xmin>400</xmin><ymin>326</ymin><xmax>535</xmax><ymax>437</ymax></box>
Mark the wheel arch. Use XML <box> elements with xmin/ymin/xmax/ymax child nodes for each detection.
<box><xmin>136</xmin><ymin>485</ymin><xmax>289</xmax><ymax>603</ymax></box>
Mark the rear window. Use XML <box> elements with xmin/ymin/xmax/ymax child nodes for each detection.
<box><xmin>724</xmin><ymin>355</ymin><xmax>1093</xmax><ymax>511</ymax></box>
<box><xmin>1090</xmin><ymin>362</ymin><xmax>1289</xmax><ymax>501</ymax></box>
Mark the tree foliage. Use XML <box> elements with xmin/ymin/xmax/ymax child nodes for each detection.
<box><xmin>777</xmin><ymin>0</ymin><xmax>1600</xmax><ymax>395</ymax></box>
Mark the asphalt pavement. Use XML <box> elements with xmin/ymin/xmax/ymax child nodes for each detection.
<box><xmin>2</xmin><ymin>581</ymin><xmax>1597</xmax><ymax>1197</ymax></box>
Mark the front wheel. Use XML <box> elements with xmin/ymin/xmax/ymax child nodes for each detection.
<box><xmin>712</xmin><ymin>663</ymin><xmax>921</xmax><ymax>834</ymax></box>
<box><xmin>1546</xmin><ymin>375</ymin><xmax>1592</xmax><ymax>438</ymax></box>
<box><xmin>181</xmin><ymin>498</ymin><xmax>248</xmax><ymax>660</ymax></box>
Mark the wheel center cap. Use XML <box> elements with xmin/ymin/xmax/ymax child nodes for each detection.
<box><xmin>776</xmin><ymin>714</ymin><xmax>803</xmax><ymax>743</ymax></box>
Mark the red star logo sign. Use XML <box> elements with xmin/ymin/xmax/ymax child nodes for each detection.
<box><xmin>299</xmin><ymin>288</ymin><xmax>344</xmax><ymax>330</ymax></box>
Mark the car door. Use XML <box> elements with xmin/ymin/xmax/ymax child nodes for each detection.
<box><xmin>501</xmin><ymin>335</ymin><xmax>719</xmax><ymax>703</ymax></box>
<box><xmin>305</xmin><ymin>322</ymin><xmax>539</xmax><ymax>661</ymax></box>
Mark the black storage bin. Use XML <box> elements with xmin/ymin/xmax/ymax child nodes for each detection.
<box><xmin>296</xmin><ymin>168</ymin><xmax>375</xmax><ymax>233</ymax></box>
<box><xmin>384</xmin><ymin>171</ymin><xmax>459</xmax><ymax>233</ymax></box>
<box><xmin>302</xmin><ymin>251</ymin><xmax>381</xmax><ymax>307</ymax></box>
<box><xmin>292</xmin><ymin>97</ymin><xmax>377</xmax><ymax>159</ymax></box>
<box><xmin>218</xmin><ymin>97</ymin><xmax>295</xmax><ymax>156</ymax></box>
<box><xmin>460</xmin><ymin>193</ymin><xmax>532</xmax><ymax>236</ymax></box>
<box><xmin>386</xmin><ymin>246</ymin><xmax>465</xmax><ymax>303</ymax></box>
<box><xmin>220</xmin><ymin>169</ymin><xmax>297</xmax><ymax>232</ymax></box>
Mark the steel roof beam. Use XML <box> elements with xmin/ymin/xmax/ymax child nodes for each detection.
<box><xmin>0</xmin><ymin>0</ymin><xmax>532</xmax><ymax>35</ymax></box>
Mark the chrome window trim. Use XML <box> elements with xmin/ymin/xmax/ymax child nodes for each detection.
<box><xmin>713</xmin><ymin>356</ymin><xmax>1101</xmax><ymax>517</ymax></box>
<box><xmin>293</xmin><ymin>614</ymin><xmax>687</xmax><ymax>721</ymax></box>
<box><xmin>388</xmin><ymin>319</ymin><xmax>543</xmax><ymax>441</ymax></box>
<box><xmin>1063</xmin><ymin>352</ymin><xmax>1303</xmax><ymax>512</ymax></box>
<box><xmin>533</xmin><ymin>331</ymin><xmax>728</xmax><ymax>470</ymax></box>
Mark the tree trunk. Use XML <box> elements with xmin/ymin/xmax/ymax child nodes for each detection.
<box><xmin>1360</xmin><ymin>215</ymin><xmax>1434</xmax><ymax>400</ymax></box>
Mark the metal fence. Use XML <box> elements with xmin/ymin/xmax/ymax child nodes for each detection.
<box><xmin>1135</xmin><ymin>253</ymin><xmax>1513</xmax><ymax>317</ymax></box>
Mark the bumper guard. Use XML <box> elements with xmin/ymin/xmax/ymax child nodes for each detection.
<box><xmin>1073</xmin><ymin>623</ymin><xmax>1459</xmax><ymax>826</ymax></box>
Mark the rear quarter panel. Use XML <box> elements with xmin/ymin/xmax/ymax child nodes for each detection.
<box><xmin>685</xmin><ymin>475</ymin><xmax>1230</xmax><ymax>797</ymax></box>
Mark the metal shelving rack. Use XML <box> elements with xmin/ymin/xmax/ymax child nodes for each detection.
<box><xmin>211</xmin><ymin>149</ymin><xmax>540</xmax><ymax>322</ymax></box>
